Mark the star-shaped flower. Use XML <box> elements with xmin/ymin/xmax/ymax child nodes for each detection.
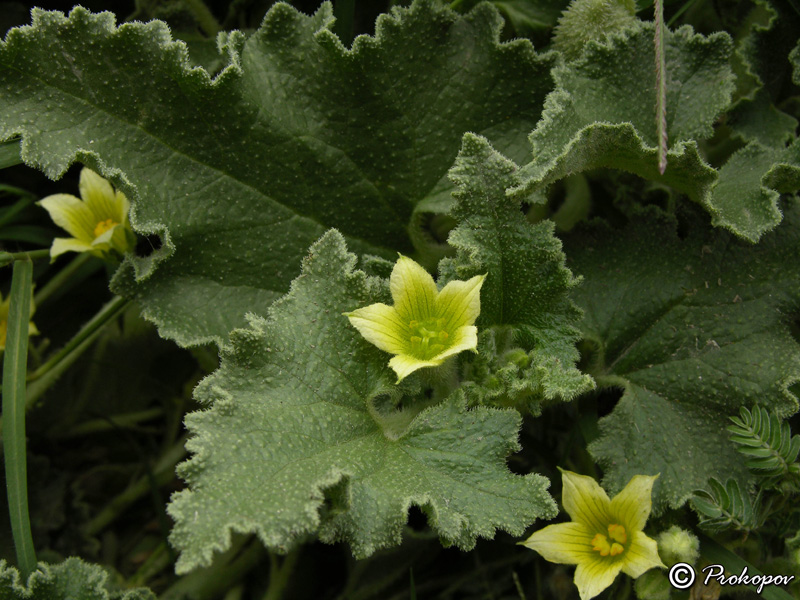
<box><xmin>520</xmin><ymin>470</ymin><xmax>665</xmax><ymax>600</ymax></box>
<box><xmin>38</xmin><ymin>167</ymin><xmax>136</xmax><ymax>260</ymax></box>
<box><xmin>346</xmin><ymin>255</ymin><xmax>485</xmax><ymax>382</ymax></box>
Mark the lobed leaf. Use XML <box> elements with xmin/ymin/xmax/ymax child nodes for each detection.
<box><xmin>565</xmin><ymin>202</ymin><xmax>800</xmax><ymax>511</ymax></box>
<box><xmin>0</xmin><ymin>1</ymin><xmax>556</xmax><ymax>346</ymax></box>
<box><xmin>0</xmin><ymin>558</ymin><xmax>155</xmax><ymax>600</ymax></box>
<box><xmin>438</xmin><ymin>134</ymin><xmax>593</xmax><ymax>410</ymax></box>
<box><xmin>168</xmin><ymin>229</ymin><xmax>557</xmax><ymax>573</ymax></box>
<box><xmin>506</xmin><ymin>20</ymin><xmax>798</xmax><ymax>242</ymax></box>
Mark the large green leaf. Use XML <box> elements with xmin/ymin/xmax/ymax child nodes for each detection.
<box><xmin>708</xmin><ymin>138</ymin><xmax>800</xmax><ymax>241</ymax></box>
<box><xmin>168</xmin><ymin>230</ymin><xmax>556</xmax><ymax>573</ymax></box>
<box><xmin>509</xmin><ymin>22</ymin><xmax>762</xmax><ymax>236</ymax></box>
<box><xmin>438</xmin><ymin>134</ymin><xmax>593</xmax><ymax>410</ymax></box>
<box><xmin>565</xmin><ymin>203</ymin><xmax>800</xmax><ymax>511</ymax></box>
<box><xmin>0</xmin><ymin>1</ymin><xmax>555</xmax><ymax>346</ymax></box>
<box><xmin>0</xmin><ymin>558</ymin><xmax>155</xmax><ymax>600</ymax></box>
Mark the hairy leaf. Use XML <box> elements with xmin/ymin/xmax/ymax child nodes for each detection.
<box><xmin>707</xmin><ymin>138</ymin><xmax>800</xmax><ymax>241</ymax></box>
<box><xmin>0</xmin><ymin>1</ymin><xmax>555</xmax><ymax>346</ymax></box>
<box><xmin>168</xmin><ymin>230</ymin><xmax>556</xmax><ymax>573</ymax></box>
<box><xmin>565</xmin><ymin>203</ymin><xmax>800</xmax><ymax>510</ymax></box>
<box><xmin>0</xmin><ymin>558</ymin><xmax>155</xmax><ymax>600</ymax></box>
<box><xmin>439</xmin><ymin>134</ymin><xmax>593</xmax><ymax>410</ymax></box>
<box><xmin>507</xmin><ymin>22</ymin><xmax>778</xmax><ymax>237</ymax></box>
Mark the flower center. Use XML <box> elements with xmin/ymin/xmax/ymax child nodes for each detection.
<box><xmin>93</xmin><ymin>218</ymin><xmax>118</xmax><ymax>238</ymax></box>
<box><xmin>591</xmin><ymin>524</ymin><xmax>627</xmax><ymax>557</ymax></box>
<box><xmin>408</xmin><ymin>317</ymin><xmax>449</xmax><ymax>360</ymax></box>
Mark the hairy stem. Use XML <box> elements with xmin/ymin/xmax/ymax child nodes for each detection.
<box><xmin>654</xmin><ymin>0</ymin><xmax>668</xmax><ymax>175</ymax></box>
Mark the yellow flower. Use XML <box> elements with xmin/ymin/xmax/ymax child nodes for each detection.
<box><xmin>346</xmin><ymin>255</ymin><xmax>485</xmax><ymax>382</ymax></box>
<box><xmin>521</xmin><ymin>470</ymin><xmax>665</xmax><ymax>600</ymax></box>
<box><xmin>0</xmin><ymin>290</ymin><xmax>38</xmax><ymax>352</ymax></box>
<box><xmin>38</xmin><ymin>168</ymin><xmax>136</xmax><ymax>260</ymax></box>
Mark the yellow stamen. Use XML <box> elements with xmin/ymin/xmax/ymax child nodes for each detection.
<box><xmin>608</xmin><ymin>524</ymin><xmax>627</xmax><ymax>544</ymax></box>
<box><xmin>592</xmin><ymin>525</ymin><xmax>627</xmax><ymax>557</ymax></box>
<box><xmin>93</xmin><ymin>218</ymin><xmax>118</xmax><ymax>238</ymax></box>
<box><xmin>591</xmin><ymin>533</ymin><xmax>611</xmax><ymax>556</ymax></box>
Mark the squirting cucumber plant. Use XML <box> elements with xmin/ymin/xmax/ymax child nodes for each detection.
<box><xmin>0</xmin><ymin>0</ymin><xmax>799</xmax><ymax>598</ymax></box>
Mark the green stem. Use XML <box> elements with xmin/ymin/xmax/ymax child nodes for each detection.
<box><xmin>128</xmin><ymin>541</ymin><xmax>172</xmax><ymax>588</ymax></box>
<box><xmin>262</xmin><ymin>548</ymin><xmax>301</xmax><ymax>600</ymax></box>
<box><xmin>161</xmin><ymin>537</ymin><xmax>265</xmax><ymax>600</ymax></box>
<box><xmin>667</xmin><ymin>0</ymin><xmax>700</xmax><ymax>27</ymax></box>
<box><xmin>2</xmin><ymin>258</ymin><xmax>38</xmax><ymax>579</ymax></box>
<box><xmin>654</xmin><ymin>0</ymin><xmax>668</xmax><ymax>175</ymax></box>
<box><xmin>33</xmin><ymin>253</ymin><xmax>92</xmax><ymax>308</ymax></box>
<box><xmin>84</xmin><ymin>436</ymin><xmax>187</xmax><ymax>536</ymax></box>
<box><xmin>51</xmin><ymin>407</ymin><xmax>165</xmax><ymax>439</ymax></box>
<box><xmin>698</xmin><ymin>532</ymin><xmax>794</xmax><ymax>600</ymax></box>
<box><xmin>0</xmin><ymin>249</ymin><xmax>51</xmax><ymax>267</ymax></box>
<box><xmin>0</xmin><ymin>194</ymin><xmax>35</xmax><ymax>229</ymax></box>
<box><xmin>27</xmin><ymin>296</ymin><xmax>129</xmax><ymax>384</ymax></box>
<box><xmin>183</xmin><ymin>0</ymin><xmax>221</xmax><ymax>37</ymax></box>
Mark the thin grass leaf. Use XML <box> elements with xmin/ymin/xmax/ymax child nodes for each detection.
<box><xmin>1</xmin><ymin>257</ymin><xmax>37</xmax><ymax>579</ymax></box>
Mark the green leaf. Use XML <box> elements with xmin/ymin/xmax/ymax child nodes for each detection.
<box><xmin>736</xmin><ymin>0</ymin><xmax>800</xmax><ymax>102</ymax></box>
<box><xmin>792</xmin><ymin>39</ymin><xmax>800</xmax><ymax>86</ymax></box>
<box><xmin>509</xmin><ymin>22</ymin><xmax>762</xmax><ymax>236</ymax></box>
<box><xmin>0</xmin><ymin>1</ymin><xmax>556</xmax><ymax>346</ymax></box>
<box><xmin>438</xmin><ymin>134</ymin><xmax>593</xmax><ymax>410</ymax></box>
<box><xmin>565</xmin><ymin>203</ymin><xmax>800</xmax><ymax>511</ymax></box>
<box><xmin>691</xmin><ymin>478</ymin><xmax>759</xmax><ymax>533</ymax></box>
<box><xmin>728</xmin><ymin>89</ymin><xmax>798</xmax><ymax>148</ymax></box>
<box><xmin>0</xmin><ymin>558</ymin><xmax>155</xmax><ymax>600</ymax></box>
<box><xmin>727</xmin><ymin>405</ymin><xmax>800</xmax><ymax>479</ymax></box>
<box><xmin>168</xmin><ymin>230</ymin><xmax>556</xmax><ymax>573</ymax></box>
<box><xmin>706</xmin><ymin>138</ymin><xmax>800</xmax><ymax>242</ymax></box>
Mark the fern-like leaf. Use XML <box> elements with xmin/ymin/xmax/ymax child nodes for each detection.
<box><xmin>691</xmin><ymin>478</ymin><xmax>760</xmax><ymax>533</ymax></box>
<box><xmin>728</xmin><ymin>405</ymin><xmax>800</xmax><ymax>479</ymax></box>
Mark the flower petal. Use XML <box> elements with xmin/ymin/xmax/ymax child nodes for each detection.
<box><xmin>429</xmin><ymin>325</ymin><xmax>477</xmax><ymax>362</ymax></box>
<box><xmin>115</xmin><ymin>190</ymin><xmax>131</xmax><ymax>226</ymax></box>
<box><xmin>390</xmin><ymin>255</ymin><xmax>437</xmax><ymax>321</ymax></box>
<box><xmin>436</xmin><ymin>274</ymin><xmax>485</xmax><ymax>331</ymax></box>
<box><xmin>610</xmin><ymin>474</ymin><xmax>658</xmax><ymax>532</ymax></box>
<box><xmin>519</xmin><ymin>522</ymin><xmax>596</xmax><ymax>564</ymax></box>
<box><xmin>38</xmin><ymin>194</ymin><xmax>96</xmax><ymax>242</ymax></box>
<box><xmin>388</xmin><ymin>354</ymin><xmax>442</xmax><ymax>382</ymax></box>
<box><xmin>574</xmin><ymin>556</ymin><xmax>623</xmax><ymax>600</ymax></box>
<box><xmin>561</xmin><ymin>470</ymin><xmax>613</xmax><ymax>533</ymax></box>
<box><xmin>50</xmin><ymin>237</ymin><xmax>95</xmax><ymax>258</ymax></box>
<box><xmin>621</xmin><ymin>531</ymin><xmax>665</xmax><ymax>578</ymax></box>
<box><xmin>346</xmin><ymin>303</ymin><xmax>409</xmax><ymax>355</ymax></box>
<box><xmin>79</xmin><ymin>168</ymin><xmax>118</xmax><ymax>220</ymax></box>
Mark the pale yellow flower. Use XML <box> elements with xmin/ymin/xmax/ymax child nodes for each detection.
<box><xmin>38</xmin><ymin>168</ymin><xmax>135</xmax><ymax>260</ymax></box>
<box><xmin>521</xmin><ymin>470</ymin><xmax>665</xmax><ymax>600</ymax></box>
<box><xmin>346</xmin><ymin>256</ymin><xmax>485</xmax><ymax>382</ymax></box>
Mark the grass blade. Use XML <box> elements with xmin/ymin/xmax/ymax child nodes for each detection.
<box><xmin>2</xmin><ymin>257</ymin><xmax>37</xmax><ymax>578</ymax></box>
